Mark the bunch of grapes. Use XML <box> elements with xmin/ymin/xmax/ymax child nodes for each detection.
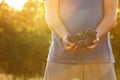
<box><xmin>67</xmin><ymin>29</ymin><xmax>97</xmax><ymax>48</ymax></box>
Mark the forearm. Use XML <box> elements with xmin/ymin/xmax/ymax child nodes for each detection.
<box><xmin>45</xmin><ymin>0</ymin><xmax>69</xmax><ymax>39</ymax></box>
<box><xmin>95</xmin><ymin>0</ymin><xmax>118</xmax><ymax>39</ymax></box>
<box><xmin>46</xmin><ymin>15</ymin><xmax>69</xmax><ymax>39</ymax></box>
<box><xmin>95</xmin><ymin>14</ymin><xmax>117</xmax><ymax>38</ymax></box>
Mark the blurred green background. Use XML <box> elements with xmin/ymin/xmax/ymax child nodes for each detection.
<box><xmin>0</xmin><ymin>0</ymin><xmax>120</xmax><ymax>80</ymax></box>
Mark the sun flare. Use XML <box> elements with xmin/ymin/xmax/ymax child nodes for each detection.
<box><xmin>5</xmin><ymin>0</ymin><xmax>27</xmax><ymax>10</ymax></box>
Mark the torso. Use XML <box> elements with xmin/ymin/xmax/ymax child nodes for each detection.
<box><xmin>47</xmin><ymin>0</ymin><xmax>115</xmax><ymax>63</ymax></box>
<box><xmin>60</xmin><ymin>0</ymin><xmax>103</xmax><ymax>33</ymax></box>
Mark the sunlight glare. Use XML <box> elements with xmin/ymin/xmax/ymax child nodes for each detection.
<box><xmin>0</xmin><ymin>0</ymin><xmax>2</xmax><ymax>3</ymax></box>
<box><xmin>5</xmin><ymin>0</ymin><xmax>27</xmax><ymax>10</ymax></box>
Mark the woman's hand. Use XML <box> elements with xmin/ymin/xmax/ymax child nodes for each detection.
<box><xmin>63</xmin><ymin>35</ymin><xmax>78</xmax><ymax>51</ymax></box>
<box><xmin>82</xmin><ymin>35</ymin><xmax>100</xmax><ymax>50</ymax></box>
<box><xmin>63</xmin><ymin>34</ymin><xmax>100</xmax><ymax>51</ymax></box>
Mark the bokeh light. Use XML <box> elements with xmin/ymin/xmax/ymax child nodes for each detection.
<box><xmin>5</xmin><ymin>0</ymin><xmax>27</xmax><ymax>10</ymax></box>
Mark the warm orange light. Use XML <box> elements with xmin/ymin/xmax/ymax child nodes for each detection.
<box><xmin>5</xmin><ymin>0</ymin><xmax>27</xmax><ymax>10</ymax></box>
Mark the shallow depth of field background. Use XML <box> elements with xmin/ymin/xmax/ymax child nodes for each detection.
<box><xmin>0</xmin><ymin>0</ymin><xmax>120</xmax><ymax>80</ymax></box>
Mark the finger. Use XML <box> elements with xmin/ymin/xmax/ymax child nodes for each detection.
<box><xmin>65</xmin><ymin>43</ymin><xmax>76</xmax><ymax>51</ymax></box>
<box><xmin>87</xmin><ymin>44</ymin><xmax>97</xmax><ymax>49</ymax></box>
<box><xmin>93</xmin><ymin>39</ymin><xmax>99</xmax><ymax>44</ymax></box>
<box><xmin>93</xmin><ymin>36</ymin><xmax>99</xmax><ymax>43</ymax></box>
<box><xmin>72</xmin><ymin>45</ymin><xmax>78</xmax><ymax>51</ymax></box>
<box><xmin>64</xmin><ymin>40</ymin><xmax>74</xmax><ymax>48</ymax></box>
<box><xmin>63</xmin><ymin>36</ymin><xmax>73</xmax><ymax>46</ymax></box>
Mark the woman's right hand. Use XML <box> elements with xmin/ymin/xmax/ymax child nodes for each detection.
<box><xmin>62</xmin><ymin>35</ymin><xmax>78</xmax><ymax>52</ymax></box>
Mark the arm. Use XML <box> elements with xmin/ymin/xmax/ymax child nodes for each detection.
<box><xmin>44</xmin><ymin>0</ymin><xmax>78</xmax><ymax>51</ymax></box>
<box><xmin>86</xmin><ymin>0</ymin><xmax>118</xmax><ymax>50</ymax></box>
<box><xmin>95</xmin><ymin>0</ymin><xmax>118</xmax><ymax>38</ymax></box>
<box><xmin>44</xmin><ymin>0</ymin><xmax>69</xmax><ymax>39</ymax></box>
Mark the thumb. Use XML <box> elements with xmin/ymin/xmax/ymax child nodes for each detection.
<box><xmin>93</xmin><ymin>36</ymin><xmax>100</xmax><ymax>43</ymax></box>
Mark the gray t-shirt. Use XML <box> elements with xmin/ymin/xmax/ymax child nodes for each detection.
<box><xmin>47</xmin><ymin>0</ymin><xmax>115</xmax><ymax>63</ymax></box>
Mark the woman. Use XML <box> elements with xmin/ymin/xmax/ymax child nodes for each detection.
<box><xmin>44</xmin><ymin>0</ymin><xmax>118</xmax><ymax>80</ymax></box>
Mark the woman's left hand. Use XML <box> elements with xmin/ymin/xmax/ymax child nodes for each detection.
<box><xmin>82</xmin><ymin>35</ymin><xmax>100</xmax><ymax>50</ymax></box>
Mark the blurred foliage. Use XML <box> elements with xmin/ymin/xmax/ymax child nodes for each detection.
<box><xmin>111</xmin><ymin>2</ymin><xmax>120</xmax><ymax>80</ymax></box>
<box><xmin>0</xmin><ymin>0</ymin><xmax>120</xmax><ymax>79</ymax></box>
<box><xmin>0</xmin><ymin>0</ymin><xmax>51</xmax><ymax>77</ymax></box>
